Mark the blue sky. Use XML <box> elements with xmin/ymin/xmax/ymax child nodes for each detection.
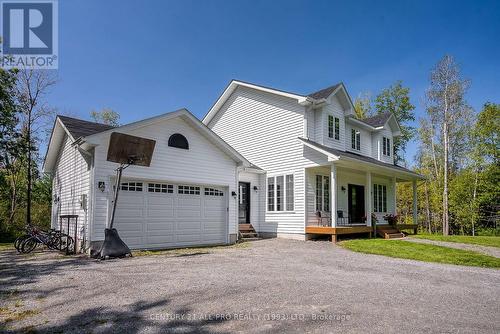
<box><xmin>50</xmin><ymin>0</ymin><xmax>500</xmax><ymax>165</ymax></box>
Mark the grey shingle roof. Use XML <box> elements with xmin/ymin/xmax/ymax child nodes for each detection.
<box><xmin>358</xmin><ymin>112</ymin><xmax>392</xmax><ymax>127</ymax></box>
<box><xmin>299</xmin><ymin>137</ymin><xmax>423</xmax><ymax>177</ymax></box>
<box><xmin>58</xmin><ymin>115</ymin><xmax>115</xmax><ymax>139</ymax></box>
<box><xmin>307</xmin><ymin>83</ymin><xmax>342</xmax><ymax>100</ymax></box>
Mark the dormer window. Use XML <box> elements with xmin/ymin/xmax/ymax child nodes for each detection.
<box><xmin>168</xmin><ymin>133</ymin><xmax>189</xmax><ymax>150</ymax></box>
<box><xmin>351</xmin><ymin>129</ymin><xmax>360</xmax><ymax>151</ymax></box>
<box><xmin>382</xmin><ymin>137</ymin><xmax>391</xmax><ymax>156</ymax></box>
<box><xmin>328</xmin><ymin>115</ymin><xmax>340</xmax><ymax>140</ymax></box>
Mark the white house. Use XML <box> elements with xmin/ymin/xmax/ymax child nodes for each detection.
<box><xmin>44</xmin><ymin>80</ymin><xmax>423</xmax><ymax>251</ymax></box>
<box><xmin>43</xmin><ymin>109</ymin><xmax>253</xmax><ymax>251</ymax></box>
<box><xmin>203</xmin><ymin>80</ymin><xmax>424</xmax><ymax>241</ymax></box>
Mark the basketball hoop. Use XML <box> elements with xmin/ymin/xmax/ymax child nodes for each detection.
<box><xmin>93</xmin><ymin>132</ymin><xmax>156</xmax><ymax>260</ymax></box>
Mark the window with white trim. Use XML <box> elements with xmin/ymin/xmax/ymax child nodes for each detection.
<box><xmin>334</xmin><ymin>117</ymin><xmax>340</xmax><ymax>140</ymax></box>
<box><xmin>351</xmin><ymin>129</ymin><xmax>360</xmax><ymax>150</ymax></box>
<box><xmin>328</xmin><ymin>115</ymin><xmax>340</xmax><ymax>140</ymax></box>
<box><xmin>315</xmin><ymin>175</ymin><xmax>330</xmax><ymax>212</ymax></box>
<box><xmin>373</xmin><ymin>184</ymin><xmax>387</xmax><ymax>212</ymax></box>
<box><xmin>204</xmin><ymin>187</ymin><xmax>224</xmax><ymax>196</ymax></box>
<box><xmin>178</xmin><ymin>185</ymin><xmax>200</xmax><ymax>195</ymax></box>
<box><xmin>382</xmin><ymin>137</ymin><xmax>391</xmax><ymax>156</ymax></box>
<box><xmin>148</xmin><ymin>183</ymin><xmax>173</xmax><ymax>193</ymax></box>
<box><xmin>120</xmin><ymin>182</ymin><xmax>143</xmax><ymax>192</ymax></box>
<box><xmin>267</xmin><ymin>174</ymin><xmax>294</xmax><ymax>212</ymax></box>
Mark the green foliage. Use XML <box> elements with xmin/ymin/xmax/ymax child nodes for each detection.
<box><xmin>353</xmin><ymin>92</ymin><xmax>372</xmax><ymax>120</ymax></box>
<box><xmin>90</xmin><ymin>108</ymin><xmax>120</xmax><ymax>126</ymax></box>
<box><xmin>341</xmin><ymin>239</ymin><xmax>500</xmax><ymax>268</ymax></box>
<box><xmin>374</xmin><ymin>80</ymin><xmax>416</xmax><ymax>164</ymax></box>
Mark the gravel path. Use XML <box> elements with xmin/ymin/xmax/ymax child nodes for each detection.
<box><xmin>405</xmin><ymin>237</ymin><xmax>500</xmax><ymax>258</ymax></box>
<box><xmin>1</xmin><ymin>239</ymin><xmax>499</xmax><ymax>334</ymax></box>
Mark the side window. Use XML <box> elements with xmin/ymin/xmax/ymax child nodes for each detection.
<box><xmin>328</xmin><ymin>115</ymin><xmax>334</xmax><ymax>138</ymax></box>
<box><xmin>267</xmin><ymin>177</ymin><xmax>275</xmax><ymax>211</ymax></box>
<box><xmin>382</xmin><ymin>137</ymin><xmax>391</xmax><ymax>156</ymax></box>
<box><xmin>334</xmin><ymin>117</ymin><xmax>340</xmax><ymax>140</ymax></box>
<box><xmin>351</xmin><ymin>129</ymin><xmax>360</xmax><ymax>150</ymax></box>
<box><xmin>373</xmin><ymin>184</ymin><xmax>387</xmax><ymax>212</ymax></box>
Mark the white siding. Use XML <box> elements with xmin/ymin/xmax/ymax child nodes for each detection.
<box><xmin>372</xmin><ymin>125</ymin><xmax>394</xmax><ymax>164</ymax></box>
<box><xmin>345</xmin><ymin>123</ymin><xmax>372</xmax><ymax>157</ymax></box>
<box><xmin>321</xmin><ymin>95</ymin><xmax>347</xmax><ymax>151</ymax></box>
<box><xmin>51</xmin><ymin>135</ymin><xmax>90</xmax><ymax>243</ymax></box>
<box><xmin>91</xmin><ymin>116</ymin><xmax>238</xmax><ymax>241</ymax></box>
<box><xmin>209</xmin><ymin>86</ymin><xmax>321</xmax><ymax>236</ymax></box>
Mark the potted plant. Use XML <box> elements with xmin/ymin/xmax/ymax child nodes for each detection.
<box><xmin>383</xmin><ymin>213</ymin><xmax>399</xmax><ymax>227</ymax></box>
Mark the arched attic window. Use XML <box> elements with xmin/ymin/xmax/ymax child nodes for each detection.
<box><xmin>168</xmin><ymin>133</ymin><xmax>189</xmax><ymax>150</ymax></box>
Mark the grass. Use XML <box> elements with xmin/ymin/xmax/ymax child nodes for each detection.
<box><xmin>132</xmin><ymin>241</ymin><xmax>250</xmax><ymax>257</ymax></box>
<box><xmin>0</xmin><ymin>243</ymin><xmax>13</xmax><ymax>251</ymax></box>
<box><xmin>340</xmin><ymin>239</ymin><xmax>500</xmax><ymax>268</ymax></box>
<box><xmin>412</xmin><ymin>234</ymin><xmax>500</xmax><ymax>248</ymax></box>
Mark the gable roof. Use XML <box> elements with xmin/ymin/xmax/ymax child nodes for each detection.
<box><xmin>299</xmin><ymin>137</ymin><xmax>424</xmax><ymax>180</ymax></box>
<box><xmin>202</xmin><ymin>80</ymin><xmax>355</xmax><ymax>125</ymax></box>
<box><xmin>44</xmin><ymin>108</ymin><xmax>253</xmax><ymax>173</ymax></box>
<box><xmin>358</xmin><ymin>112</ymin><xmax>392</xmax><ymax>128</ymax></box>
<box><xmin>307</xmin><ymin>83</ymin><xmax>343</xmax><ymax>100</ymax></box>
<box><xmin>57</xmin><ymin>115</ymin><xmax>115</xmax><ymax>140</ymax></box>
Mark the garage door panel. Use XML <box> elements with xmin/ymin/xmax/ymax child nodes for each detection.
<box><xmin>176</xmin><ymin>233</ymin><xmax>202</xmax><ymax>242</ymax></box>
<box><xmin>113</xmin><ymin>182</ymin><xmax>227</xmax><ymax>249</ymax></box>
<box><xmin>146</xmin><ymin>222</ymin><xmax>174</xmax><ymax>231</ymax></box>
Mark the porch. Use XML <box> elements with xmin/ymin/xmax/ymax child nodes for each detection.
<box><xmin>305</xmin><ymin>162</ymin><xmax>420</xmax><ymax>242</ymax></box>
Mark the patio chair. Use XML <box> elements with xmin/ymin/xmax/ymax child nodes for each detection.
<box><xmin>316</xmin><ymin>211</ymin><xmax>331</xmax><ymax>226</ymax></box>
<box><xmin>337</xmin><ymin>210</ymin><xmax>350</xmax><ymax>226</ymax></box>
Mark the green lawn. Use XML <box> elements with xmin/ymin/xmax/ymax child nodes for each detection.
<box><xmin>340</xmin><ymin>239</ymin><xmax>500</xmax><ymax>268</ymax></box>
<box><xmin>412</xmin><ymin>234</ymin><xmax>500</xmax><ymax>248</ymax></box>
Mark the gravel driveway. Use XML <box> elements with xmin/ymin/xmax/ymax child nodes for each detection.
<box><xmin>1</xmin><ymin>239</ymin><xmax>499</xmax><ymax>333</ymax></box>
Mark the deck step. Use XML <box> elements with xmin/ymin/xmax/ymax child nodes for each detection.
<box><xmin>240</xmin><ymin>232</ymin><xmax>258</xmax><ymax>238</ymax></box>
<box><xmin>238</xmin><ymin>224</ymin><xmax>260</xmax><ymax>241</ymax></box>
<box><xmin>376</xmin><ymin>226</ymin><xmax>405</xmax><ymax>239</ymax></box>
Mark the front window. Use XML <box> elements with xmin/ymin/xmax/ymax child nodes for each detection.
<box><xmin>351</xmin><ymin>129</ymin><xmax>360</xmax><ymax>150</ymax></box>
<box><xmin>267</xmin><ymin>174</ymin><xmax>294</xmax><ymax>212</ymax></box>
<box><xmin>373</xmin><ymin>184</ymin><xmax>387</xmax><ymax>212</ymax></box>
<box><xmin>315</xmin><ymin>175</ymin><xmax>330</xmax><ymax>212</ymax></box>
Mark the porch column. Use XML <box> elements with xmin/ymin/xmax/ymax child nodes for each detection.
<box><xmin>366</xmin><ymin>171</ymin><xmax>372</xmax><ymax>226</ymax></box>
<box><xmin>392</xmin><ymin>176</ymin><xmax>397</xmax><ymax>215</ymax></box>
<box><xmin>412</xmin><ymin>180</ymin><xmax>418</xmax><ymax>225</ymax></box>
<box><xmin>330</xmin><ymin>163</ymin><xmax>337</xmax><ymax>227</ymax></box>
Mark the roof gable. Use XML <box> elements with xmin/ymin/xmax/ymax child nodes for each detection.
<box><xmin>57</xmin><ymin>115</ymin><xmax>115</xmax><ymax>140</ymax></box>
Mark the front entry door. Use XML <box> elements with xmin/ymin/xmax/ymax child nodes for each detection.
<box><xmin>238</xmin><ymin>182</ymin><xmax>250</xmax><ymax>224</ymax></box>
<box><xmin>348</xmin><ymin>184</ymin><xmax>365</xmax><ymax>224</ymax></box>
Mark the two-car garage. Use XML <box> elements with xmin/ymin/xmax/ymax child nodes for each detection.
<box><xmin>114</xmin><ymin>181</ymin><xmax>228</xmax><ymax>249</ymax></box>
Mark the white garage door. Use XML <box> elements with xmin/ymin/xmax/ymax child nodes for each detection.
<box><xmin>114</xmin><ymin>181</ymin><xmax>227</xmax><ymax>249</ymax></box>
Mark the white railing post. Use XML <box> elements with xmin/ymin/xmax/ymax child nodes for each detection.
<box><xmin>331</xmin><ymin>163</ymin><xmax>337</xmax><ymax>227</ymax></box>
<box><xmin>366</xmin><ymin>171</ymin><xmax>372</xmax><ymax>227</ymax></box>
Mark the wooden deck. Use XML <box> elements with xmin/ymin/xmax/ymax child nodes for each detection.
<box><xmin>306</xmin><ymin>225</ymin><xmax>373</xmax><ymax>242</ymax></box>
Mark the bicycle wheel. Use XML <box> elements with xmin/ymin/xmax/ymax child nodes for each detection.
<box><xmin>14</xmin><ymin>235</ymin><xmax>29</xmax><ymax>252</ymax></box>
<box><xmin>21</xmin><ymin>237</ymin><xmax>38</xmax><ymax>254</ymax></box>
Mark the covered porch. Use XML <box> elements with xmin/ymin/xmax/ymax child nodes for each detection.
<box><xmin>305</xmin><ymin>161</ymin><xmax>421</xmax><ymax>242</ymax></box>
